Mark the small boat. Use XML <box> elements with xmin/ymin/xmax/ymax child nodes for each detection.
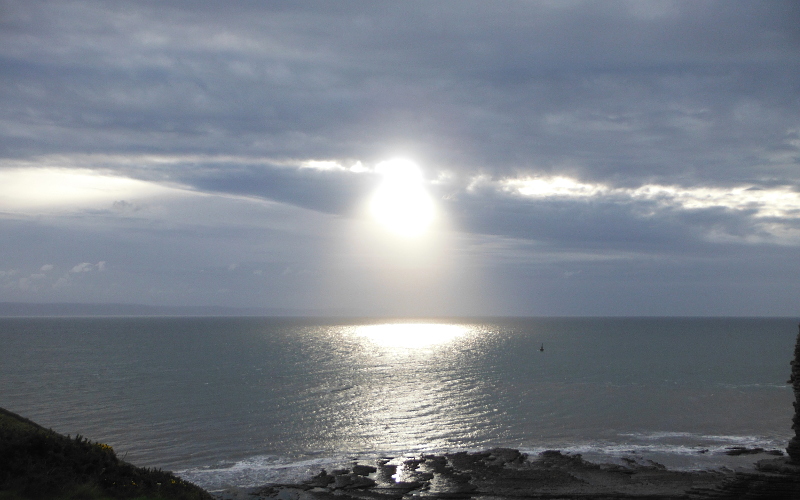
<box><xmin>539</xmin><ymin>343</ymin><xmax>544</xmax><ymax>352</ymax></box>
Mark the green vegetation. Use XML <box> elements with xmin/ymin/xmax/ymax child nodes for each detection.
<box><xmin>0</xmin><ymin>407</ymin><xmax>213</xmax><ymax>500</ymax></box>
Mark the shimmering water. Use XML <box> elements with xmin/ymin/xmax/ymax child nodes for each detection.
<box><xmin>0</xmin><ymin>317</ymin><xmax>796</xmax><ymax>490</ymax></box>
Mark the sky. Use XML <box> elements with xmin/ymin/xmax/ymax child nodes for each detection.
<box><xmin>1</xmin><ymin>0</ymin><xmax>799</xmax><ymax>316</ymax></box>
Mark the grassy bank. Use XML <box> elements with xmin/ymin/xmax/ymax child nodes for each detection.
<box><xmin>0</xmin><ymin>407</ymin><xmax>212</xmax><ymax>500</ymax></box>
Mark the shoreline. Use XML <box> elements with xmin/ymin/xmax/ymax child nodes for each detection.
<box><xmin>210</xmin><ymin>448</ymin><xmax>800</xmax><ymax>500</ymax></box>
<box><xmin>175</xmin><ymin>439</ymin><xmax>789</xmax><ymax>491</ymax></box>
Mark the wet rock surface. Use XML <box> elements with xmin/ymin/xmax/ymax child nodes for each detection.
<box><xmin>724</xmin><ymin>446</ymin><xmax>784</xmax><ymax>457</ymax></box>
<box><xmin>210</xmin><ymin>448</ymin><xmax>800</xmax><ymax>500</ymax></box>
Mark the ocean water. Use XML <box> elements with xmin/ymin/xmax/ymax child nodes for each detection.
<box><xmin>0</xmin><ymin>316</ymin><xmax>797</xmax><ymax>491</ymax></box>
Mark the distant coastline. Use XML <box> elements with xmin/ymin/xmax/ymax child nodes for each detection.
<box><xmin>1</xmin><ymin>303</ymin><xmax>796</xmax><ymax>318</ymax></box>
<box><xmin>0</xmin><ymin>302</ymin><xmax>348</xmax><ymax>317</ymax></box>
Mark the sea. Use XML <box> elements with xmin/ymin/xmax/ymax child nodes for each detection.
<box><xmin>0</xmin><ymin>316</ymin><xmax>797</xmax><ymax>492</ymax></box>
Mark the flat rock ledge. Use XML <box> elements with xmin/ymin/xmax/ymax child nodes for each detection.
<box><xmin>212</xmin><ymin>448</ymin><xmax>800</xmax><ymax>500</ymax></box>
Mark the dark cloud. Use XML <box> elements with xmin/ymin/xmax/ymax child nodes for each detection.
<box><xmin>3</xmin><ymin>1</ymin><xmax>798</xmax><ymax>177</ymax></box>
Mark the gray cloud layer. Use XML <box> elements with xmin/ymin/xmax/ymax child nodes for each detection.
<box><xmin>1</xmin><ymin>1</ymin><xmax>799</xmax><ymax>315</ymax></box>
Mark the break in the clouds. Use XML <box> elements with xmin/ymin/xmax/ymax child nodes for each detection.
<box><xmin>0</xmin><ymin>1</ymin><xmax>798</xmax><ymax>316</ymax></box>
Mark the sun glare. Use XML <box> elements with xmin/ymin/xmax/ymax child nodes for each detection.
<box><xmin>355</xmin><ymin>323</ymin><xmax>467</xmax><ymax>349</ymax></box>
<box><xmin>369</xmin><ymin>159</ymin><xmax>435</xmax><ymax>237</ymax></box>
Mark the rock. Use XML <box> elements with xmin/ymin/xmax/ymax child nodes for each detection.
<box><xmin>306</xmin><ymin>470</ymin><xmax>333</xmax><ymax>487</ymax></box>
<box><xmin>412</xmin><ymin>471</ymin><xmax>435</xmax><ymax>481</ymax></box>
<box><xmin>539</xmin><ymin>449</ymin><xmax>564</xmax><ymax>457</ymax></box>
<box><xmin>402</xmin><ymin>458</ymin><xmax>421</xmax><ymax>470</ymax></box>
<box><xmin>537</xmin><ymin>450</ymin><xmax>591</xmax><ymax>468</ymax></box>
<box><xmin>331</xmin><ymin>473</ymin><xmax>376</xmax><ymax>489</ymax></box>
<box><xmin>725</xmin><ymin>446</ymin><xmax>766</xmax><ymax>456</ymax></box>
<box><xmin>756</xmin><ymin>457</ymin><xmax>800</xmax><ymax>474</ymax></box>
<box><xmin>352</xmin><ymin>464</ymin><xmax>377</xmax><ymax>476</ymax></box>
<box><xmin>420</xmin><ymin>455</ymin><xmax>448</xmax><ymax>472</ymax></box>
<box><xmin>347</xmin><ymin>475</ymin><xmax>376</xmax><ymax>489</ymax></box>
<box><xmin>484</xmin><ymin>447</ymin><xmax>526</xmax><ymax>467</ymax></box>
<box><xmin>331</xmin><ymin>474</ymin><xmax>351</xmax><ymax>489</ymax></box>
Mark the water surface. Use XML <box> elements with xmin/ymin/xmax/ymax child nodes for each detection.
<box><xmin>0</xmin><ymin>317</ymin><xmax>795</xmax><ymax>489</ymax></box>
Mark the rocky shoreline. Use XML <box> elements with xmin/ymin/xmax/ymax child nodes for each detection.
<box><xmin>211</xmin><ymin>447</ymin><xmax>800</xmax><ymax>500</ymax></box>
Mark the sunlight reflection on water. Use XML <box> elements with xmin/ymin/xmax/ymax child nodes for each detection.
<box><xmin>352</xmin><ymin>323</ymin><xmax>469</xmax><ymax>349</ymax></box>
<box><xmin>329</xmin><ymin>322</ymin><xmax>495</xmax><ymax>454</ymax></box>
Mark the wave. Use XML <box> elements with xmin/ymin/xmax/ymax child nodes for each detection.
<box><xmin>619</xmin><ymin>431</ymin><xmax>781</xmax><ymax>445</ymax></box>
<box><xmin>520</xmin><ymin>431</ymin><xmax>788</xmax><ymax>471</ymax></box>
<box><xmin>176</xmin><ymin>454</ymin><xmax>356</xmax><ymax>491</ymax></box>
<box><xmin>714</xmin><ymin>382</ymin><xmax>790</xmax><ymax>390</ymax></box>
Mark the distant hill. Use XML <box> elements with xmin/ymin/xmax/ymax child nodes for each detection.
<box><xmin>0</xmin><ymin>302</ymin><xmax>337</xmax><ymax>317</ymax></box>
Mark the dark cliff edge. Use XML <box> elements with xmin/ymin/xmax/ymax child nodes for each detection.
<box><xmin>0</xmin><ymin>407</ymin><xmax>212</xmax><ymax>500</ymax></box>
<box><xmin>787</xmin><ymin>322</ymin><xmax>800</xmax><ymax>462</ymax></box>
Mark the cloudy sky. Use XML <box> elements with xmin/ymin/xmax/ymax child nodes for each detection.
<box><xmin>1</xmin><ymin>0</ymin><xmax>799</xmax><ymax>316</ymax></box>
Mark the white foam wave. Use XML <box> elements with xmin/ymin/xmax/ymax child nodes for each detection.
<box><xmin>715</xmin><ymin>383</ymin><xmax>790</xmax><ymax>390</ymax></box>
<box><xmin>619</xmin><ymin>431</ymin><xmax>784</xmax><ymax>447</ymax></box>
<box><xmin>176</xmin><ymin>454</ymin><xmax>353</xmax><ymax>491</ymax></box>
<box><xmin>519</xmin><ymin>432</ymin><xmax>787</xmax><ymax>471</ymax></box>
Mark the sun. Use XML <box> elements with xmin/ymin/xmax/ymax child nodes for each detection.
<box><xmin>369</xmin><ymin>159</ymin><xmax>435</xmax><ymax>237</ymax></box>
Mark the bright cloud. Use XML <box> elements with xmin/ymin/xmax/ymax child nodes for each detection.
<box><xmin>500</xmin><ymin>176</ymin><xmax>605</xmax><ymax>198</ymax></box>
<box><xmin>71</xmin><ymin>263</ymin><xmax>94</xmax><ymax>273</ymax></box>
<box><xmin>496</xmin><ymin>176</ymin><xmax>800</xmax><ymax>220</ymax></box>
<box><xmin>0</xmin><ymin>166</ymin><xmax>186</xmax><ymax>213</ymax></box>
<box><xmin>70</xmin><ymin>262</ymin><xmax>105</xmax><ymax>273</ymax></box>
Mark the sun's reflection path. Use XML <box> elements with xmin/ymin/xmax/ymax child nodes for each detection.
<box><xmin>353</xmin><ymin>323</ymin><xmax>469</xmax><ymax>349</ymax></box>
<box><xmin>326</xmin><ymin>322</ymin><xmax>502</xmax><ymax>456</ymax></box>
